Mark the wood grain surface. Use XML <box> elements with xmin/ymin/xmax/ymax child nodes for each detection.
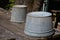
<box><xmin>0</xmin><ymin>11</ymin><xmax>60</xmax><ymax>40</ymax></box>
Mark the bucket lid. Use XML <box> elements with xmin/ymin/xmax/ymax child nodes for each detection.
<box><xmin>28</xmin><ymin>11</ymin><xmax>52</xmax><ymax>17</ymax></box>
<box><xmin>13</xmin><ymin>5</ymin><xmax>27</xmax><ymax>8</ymax></box>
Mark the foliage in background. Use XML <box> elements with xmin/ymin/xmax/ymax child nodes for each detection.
<box><xmin>7</xmin><ymin>0</ymin><xmax>15</xmax><ymax>9</ymax></box>
<box><xmin>0</xmin><ymin>0</ymin><xmax>15</xmax><ymax>10</ymax></box>
<box><xmin>6</xmin><ymin>0</ymin><xmax>15</xmax><ymax>9</ymax></box>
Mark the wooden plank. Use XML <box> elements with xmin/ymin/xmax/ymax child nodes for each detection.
<box><xmin>0</xmin><ymin>14</ymin><xmax>37</xmax><ymax>40</ymax></box>
<box><xmin>0</xmin><ymin>25</ymin><xmax>24</xmax><ymax>40</ymax></box>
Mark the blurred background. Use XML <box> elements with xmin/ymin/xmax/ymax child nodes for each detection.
<box><xmin>0</xmin><ymin>0</ymin><xmax>15</xmax><ymax>10</ymax></box>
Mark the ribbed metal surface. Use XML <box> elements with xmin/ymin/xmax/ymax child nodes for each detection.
<box><xmin>24</xmin><ymin>12</ymin><xmax>54</xmax><ymax>37</ymax></box>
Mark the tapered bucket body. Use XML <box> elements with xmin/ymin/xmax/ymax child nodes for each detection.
<box><xmin>24</xmin><ymin>12</ymin><xmax>54</xmax><ymax>37</ymax></box>
<box><xmin>11</xmin><ymin>5</ymin><xmax>27</xmax><ymax>22</ymax></box>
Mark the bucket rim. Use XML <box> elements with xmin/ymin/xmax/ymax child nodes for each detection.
<box><xmin>13</xmin><ymin>5</ymin><xmax>27</xmax><ymax>8</ymax></box>
<box><xmin>27</xmin><ymin>11</ymin><xmax>52</xmax><ymax>17</ymax></box>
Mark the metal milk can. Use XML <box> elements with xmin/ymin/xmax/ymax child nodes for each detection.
<box><xmin>24</xmin><ymin>12</ymin><xmax>54</xmax><ymax>37</ymax></box>
<box><xmin>11</xmin><ymin>5</ymin><xmax>27</xmax><ymax>22</ymax></box>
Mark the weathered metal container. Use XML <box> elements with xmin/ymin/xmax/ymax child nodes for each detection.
<box><xmin>11</xmin><ymin>5</ymin><xmax>27</xmax><ymax>22</ymax></box>
<box><xmin>24</xmin><ymin>12</ymin><xmax>54</xmax><ymax>37</ymax></box>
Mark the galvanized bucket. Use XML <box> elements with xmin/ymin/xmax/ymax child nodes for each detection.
<box><xmin>11</xmin><ymin>5</ymin><xmax>27</xmax><ymax>22</ymax></box>
<box><xmin>24</xmin><ymin>12</ymin><xmax>54</xmax><ymax>37</ymax></box>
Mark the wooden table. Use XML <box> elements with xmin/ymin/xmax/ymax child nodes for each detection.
<box><xmin>0</xmin><ymin>11</ymin><xmax>60</xmax><ymax>40</ymax></box>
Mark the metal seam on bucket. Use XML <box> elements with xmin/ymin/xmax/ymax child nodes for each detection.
<box><xmin>24</xmin><ymin>30</ymin><xmax>54</xmax><ymax>37</ymax></box>
<box><xmin>25</xmin><ymin>28</ymin><xmax>55</xmax><ymax>34</ymax></box>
